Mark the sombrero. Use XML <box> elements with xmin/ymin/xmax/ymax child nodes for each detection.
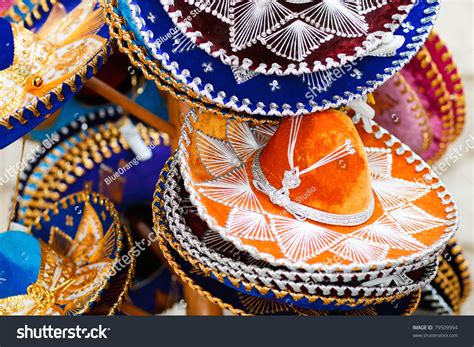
<box><xmin>0</xmin><ymin>0</ymin><xmax>111</xmax><ymax>148</ymax></box>
<box><xmin>419</xmin><ymin>238</ymin><xmax>471</xmax><ymax>315</ymax></box>
<box><xmin>373</xmin><ymin>33</ymin><xmax>460</xmax><ymax>163</ymax></box>
<box><xmin>155</xmin><ymin>156</ymin><xmax>436</xmax><ymax>311</ymax></box>
<box><xmin>102</xmin><ymin>0</ymin><xmax>440</xmax><ymax>117</ymax></box>
<box><xmin>15</xmin><ymin>111</ymin><xmax>171</xmax><ymax>226</ymax></box>
<box><xmin>0</xmin><ymin>191</ymin><xmax>135</xmax><ymax>315</ymax></box>
<box><xmin>153</xmin><ymin>165</ymin><xmax>422</xmax><ymax>316</ymax></box>
<box><xmin>177</xmin><ymin>109</ymin><xmax>457</xmax><ymax>273</ymax></box>
<box><xmin>13</xmin><ymin>111</ymin><xmax>175</xmax><ymax>314</ymax></box>
<box><xmin>425</xmin><ymin>33</ymin><xmax>466</xmax><ymax>140</ymax></box>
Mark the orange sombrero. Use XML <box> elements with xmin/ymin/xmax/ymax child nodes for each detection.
<box><xmin>178</xmin><ymin>109</ymin><xmax>458</xmax><ymax>272</ymax></box>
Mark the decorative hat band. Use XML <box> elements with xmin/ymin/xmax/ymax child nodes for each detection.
<box><xmin>251</xmin><ymin>116</ymin><xmax>375</xmax><ymax>225</ymax></box>
<box><xmin>0</xmin><ymin>235</ymin><xmax>101</xmax><ymax>316</ymax></box>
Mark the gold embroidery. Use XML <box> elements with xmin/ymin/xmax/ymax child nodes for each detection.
<box><xmin>0</xmin><ymin>0</ymin><xmax>106</xmax><ymax>121</ymax></box>
<box><xmin>0</xmin><ymin>199</ymin><xmax>116</xmax><ymax>316</ymax></box>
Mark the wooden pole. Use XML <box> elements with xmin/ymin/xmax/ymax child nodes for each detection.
<box><xmin>164</xmin><ymin>92</ymin><xmax>190</xmax><ymax>150</ymax></box>
<box><xmin>86</xmin><ymin>77</ymin><xmax>176</xmax><ymax>136</ymax></box>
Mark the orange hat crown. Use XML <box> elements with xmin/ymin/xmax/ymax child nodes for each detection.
<box><xmin>253</xmin><ymin>111</ymin><xmax>374</xmax><ymax>225</ymax></box>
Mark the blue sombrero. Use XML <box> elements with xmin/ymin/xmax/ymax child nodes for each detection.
<box><xmin>15</xmin><ymin>110</ymin><xmax>171</xmax><ymax>227</ymax></box>
<box><xmin>0</xmin><ymin>191</ymin><xmax>135</xmax><ymax>315</ymax></box>
<box><xmin>13</xmin><ymin>111</ymin><xmax>176</xmax><ymax>314</ymax></box>
<box><xmin>0</xmin><ymin>0</ymin><xmax>111</xmax><ymax>149</ymax></box>
<box><xmin>102</xmin><ymin>0</ymin><xmax>439</xmax><ymax>117</ymax></box>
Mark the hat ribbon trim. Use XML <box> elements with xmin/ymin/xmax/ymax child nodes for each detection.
<box><xmin>252</xmin><ymin>150</ymin><xmax>375</xmax><ymax>226</ymax></box>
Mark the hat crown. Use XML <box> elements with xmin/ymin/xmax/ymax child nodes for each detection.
<box><xmin>258</xmin><ymin>111</ymin><xmax>373</xmax><ymax>221</ymax></box>
<box><xmin>0</xmin><ymin>231</ymin><xmax>41</xmax><ymax>299</ymax></box>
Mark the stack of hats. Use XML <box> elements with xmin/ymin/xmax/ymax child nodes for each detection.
<box><xmin>101</xmin><ymin>0</ymin><xmax>471</xmax><ymax>315</ymax></box>
<box><xmin>153</xmin><ymin>108</ymin><xmax>457</xmax><ymax>315</ymax></box>
<box><xmin>1</xmin><ymin>0</ymin><xmax>470</xmax><ymax>316</ymax></box>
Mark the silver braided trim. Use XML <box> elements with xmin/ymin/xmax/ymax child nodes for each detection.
<box><xmin>161</xmin><ymin>160</ymin><xmax>440</xmax><ymax>297</ymax></box>
<box><xmin>252</xmin><ymin>150</ymin><xmax>375</xmax><ymax>226</ymax></box>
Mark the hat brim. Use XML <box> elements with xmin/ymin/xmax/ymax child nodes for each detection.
<box><xmin>425</xmin><ymin>33</ymin><xmax>466</xmax><ymax>140</ymax></box>
<box><xmin>178</xmin><ymin>110</ymin><xmax>457</xmax><ymax>272</ymax></box>
<box><xmin>373</xmin><ymin>74</ymin><xmax>433</xmax><ymax>160</ymax></box>
<box><xmin>154</xmin><ymin>205</ymin><xmax>422</xmax><ymax>315</ymax></box>
<box><xmin>155</xmin><ymin>155</ymin><xmax>438</xmax><ymax>310</ymax></box>
<box><xmin>101</xmin><ymin>0</ymin><xmax>439</xmax><ymax>117</ymax></box>
<box><xmin>162</xmin><ymin>0</ymin><xmax>415</xmax><ymax>76</ymax></box>
<box><xmin>0</xmin><ymin>0</ymin><xmax>111</xmax><ymax>149</ymax></box>
<box><xmin>27</xmin><ymin>191</ymin><xmax>135</xmax><ymax>315</ymax></box>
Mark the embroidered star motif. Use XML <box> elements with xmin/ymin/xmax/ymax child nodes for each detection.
<box><xmin>66</xmin><ymin>215</ymin><xmax>74</xmax><ymax>226</ymax></box>
<box><xmin>202</xmin><ymin>62</ymin><xmax>214</xmax><ymax>73</ymax></box>
<box><xmin>350</xmin><ymin>69</ymin><xmax>363</xmax><ymax>80</ymax></box>
<box><xmin>147</xmin><ymin>12</ymin><xmax>156</xmax><ymax>24</ymax></box>
<box><xmin>269</xmin><ymin>80</ymin><xmax>280</xmax><ymax>92</ymax></box>
<box><xmin>402</xmin><ymin>22</ymin><xmax>414</xmax><ymax>33</ymax></box>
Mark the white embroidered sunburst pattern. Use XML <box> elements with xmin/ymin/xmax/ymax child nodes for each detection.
<box><xmin>332</xmin><ymin>238</ymin><xmax>389</xmax><ymax>264</ymax></box>
<box><xmin>270</xmin><ymin>215</ymin><xmax>345</xmax><ymax>262</ymax></box>
<box><xmin>351</xmin><ymin>215</ymin><xmax>425</xmax><ymax>251</ymax></box>
<box><xmin>371</xmin><ymin>175</ymin><xmax>430</xmax><ymax>211</ymax></box>
<box><xmin>359</xmin><ymin>0</ymin><xmax>389</xmax><ymax>14</ymax></box>
<box><xmin>198</xmin><ymin>165</ymin><xmax>263</xmax><ymax>212</ymax></box>
<box><xmin>388</xmin><ymin>204</ymin><xmax>446</xmax><ymax>235</ymax></box>
<box><xmin>196</xmin><ymin>130</ymin><xmax>241</xmax><ymax>176</ymax></box>
<box><xmin>226</xmin><ymin>208</ymin><xmax>274</xmax><ymax>241</ymax></box>
<box><xmin>227</xmin><ymin>119</ymin><xmax>269</xmax><ymax>161</ymax></box>
<box><xmin>252</xmin><ymin>124</ymin><xmax>277</xmax><ymax>138</ymax></box>
<box><xmin>301</xmin><ymin>0</ymin><xmax>368</xmax><ymax>37</ymax></box>
<box><xmin>366</xmin><ymin>147</ymin><xmax>393</xmax><ymax>178</ymax></box>
<box><xmin>262</xmin><ymin>20</ymin><xmax>333</xmax><ymax>62</ymax></box>
<box><xmin>180</xmin><ymin>0</ymin><xmax>396</xmax><ymax>64</ymax></box>
<box><xmin>229</xmin><ymin>0</ymin><xmax>294</xmax><ymax>51</ymax></box>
